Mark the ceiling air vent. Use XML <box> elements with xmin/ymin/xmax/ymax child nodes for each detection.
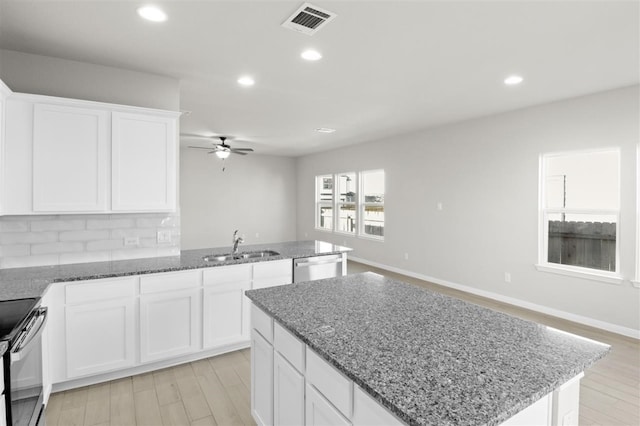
<box><xmin>281</xmin><ymin>3</ymin><xmax>337</xmax><ymax>36</ymax></box>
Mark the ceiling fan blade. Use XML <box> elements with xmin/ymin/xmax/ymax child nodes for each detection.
<box><xmin>231</xmin><ymin>148</ymin><xmax>254</xmax><ymax>152</ymax></box>
<box><xmin>181</xmin><ymin>133</ymin><xmax>218</xmax><ymax>139</ymax></box>
<box><xmin>231</xmin><ymin>151</ymin><xmax>248</xmax><ymax>155</ymax></box>
<box><xmin>188</xmin><ymin>146</ymin><xmax>216</xmax><ymax>150</ymax></box>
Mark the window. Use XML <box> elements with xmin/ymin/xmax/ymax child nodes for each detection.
<box><xmin>315</xmin><ymin>175</ymin><xmax>333</xmax><ymax>231</ymax></box>
<box><xmin>539</xmin><ymin>149</ymin><xmax>620</xmax><ymax>280</ymax></box>
<box><xmin>337</xmin><ymin>173</ymin><xmax>357</xmax><ymax>234</ymax></box>
<box><xmin>360</xmin><ymin>170</ymin><xmax>385</xmax><ymax>238</ymax></box>
<box><xmin>314</xmin><ymin>170</ymin><xmax>385</xmax><ymax>240</ymax></box>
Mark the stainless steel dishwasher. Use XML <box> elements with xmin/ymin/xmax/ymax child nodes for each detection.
<box><xmin>293</xmin><ymin>254</ymin><xmax>344</xmax><ymax>283</ymax></box>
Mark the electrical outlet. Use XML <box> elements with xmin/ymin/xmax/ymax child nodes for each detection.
<box><xmin>504</xmin><ymin>272</ymin><xmax>512</xmax><ymax>283</ymax></box>
<box><xmin>157</xmin><ymin>230</ymin><xmax>172</xmax><ymax>243</ymax></box>
<box><xmin>123</xmin><ymin>236</ymin><xmax>139</xmax><ymax>247</ymax></box>
<box><xmin>437</xmin><ymin>202</ymin><xmax>443</xmax><ymax>211</ymax></box>
<box><xmin>304</xmin><ymin>232</ymin><xmax>308</xmax><ymax>238</ymax></box>
<box><xmin>404</xmin><ymin>252</ymin><xmax>409</xmax><ymax>260</ymax></box>
<box><xmin>255</xmin><ymin>232</ymin><xmax>260</xmax><ymax>239</ymax></box>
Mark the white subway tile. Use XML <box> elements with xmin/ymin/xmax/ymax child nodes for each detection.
<box><xmin>31</xmin><ymin>219</ymin><xmax>85</xmax><ymax>232</ymax></box>
<box><xmin>87</xmin><ymin>218</ymin><xmax>135</xmax><ymax>230</ymax></box>
<box><xmin>111</xmin><ymin>228</ymin><xmax>157</xmax><ymax>239</ymax></box>
<box><xmin>31</xmin><ymin>242</ymin><xmax>84</xmax><ymax>255</ymax></box>
<box><xmin>111</xmin><ymin>248</ymin><xmax>158</xmax><ymax>261</ymax></box>
<box><xmin>0</xmin><ymin>244</ymin><xmax>30</xmax><ymax>257</ymax></box>
<box><xmin>0</xmin><ymin>254</ymin><xmax>59</xmax><ymax>269</ymax></box>
<box><xmin>59</xmin><ymin>230</ymin><xmax>110</xmax><ymax>241</ymax></box>
<box><xmin>0</xmin><ymin>232</ymin><xmax>58</xmax><ymax>245</ymax></box>
<box><xmin>60</xmin><ymin>251</ymin><xmax>111</xmax><ymax>265</ymax></box>
<box><xmin>0</xmin><ymin>220</ymin><xmax>29</xmax><ymax>232</ymax></box>
<box><xmin>157</xmin><ymin>246</ymin><xmax>180</xmax><ymax>257</ymax></box>
<box><xmin>86</xmin><ymin>239</ymin><xmax>124</xmax><ymax>251</ymax></box>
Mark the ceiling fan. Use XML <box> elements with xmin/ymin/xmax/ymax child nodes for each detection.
<box><xmin>184</xmin><ymin>135</ymin><xmax>254</xmax><ymax>159</ymax></box>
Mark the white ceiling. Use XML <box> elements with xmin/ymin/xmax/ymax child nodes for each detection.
<box><xmin>0</xmin><ymin>0</ymin><xmax>638</xmax><ymax>156</ymax></box>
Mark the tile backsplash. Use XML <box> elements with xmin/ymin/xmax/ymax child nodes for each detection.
<box><xmin>0</xmin><ymin>213</ymin><xmax>180</xmax><ymax>269</ymax></box>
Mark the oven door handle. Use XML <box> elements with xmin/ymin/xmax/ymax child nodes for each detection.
<box><xmin>11</xmin><ymin>307</ymin><xmax>48</xmax><ymax>363</ymax></box>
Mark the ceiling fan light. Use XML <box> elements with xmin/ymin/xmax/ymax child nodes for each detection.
<box><xmin>215</xmin><ymin>150</ymin><xmax>231</xmax><ymax>159</ymax></box>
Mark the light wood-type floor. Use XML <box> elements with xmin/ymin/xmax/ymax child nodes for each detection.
<box><xmin>45</xmin><ymin>261</ymin><xmax>639</xmax><ymax>426</ymax></box>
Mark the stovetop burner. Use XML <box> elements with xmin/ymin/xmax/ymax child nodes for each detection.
<box><xmin>0</xmin><ymin>298</ymin><xmax>39</xmax><ymax>343</ymax></box>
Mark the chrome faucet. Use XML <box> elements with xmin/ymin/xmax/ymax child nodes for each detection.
<box><xmin>232</xmin><ymin>230</ymin><xmax>244</xmax><ymax>255</ymax></box>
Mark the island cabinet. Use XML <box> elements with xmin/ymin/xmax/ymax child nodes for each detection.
<box><xmin>2</xmin><ymin>93</ymin><xmax>179</xmax><ymax>215</ymax></box>
<box><xmin>248</xmin><ymin>301</ymin><xmax>587</xmax><ymax>426</ymax></box>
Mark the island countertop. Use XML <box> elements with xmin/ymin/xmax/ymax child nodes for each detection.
<box><xmin>245</xmin><ymin>272</ymin><xmax>610</xmax><ymax>426</ymax></box>
<box><xmin>0</xmin><ymin>240</ymin><xmax>351</xmax><ymax>301</ymax></box>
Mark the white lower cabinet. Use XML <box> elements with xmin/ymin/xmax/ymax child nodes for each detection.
<box><xmin>274</xmin><ymin>352</ymin><xmax>305</xmax><ymax>426</ymax></box>
<box><xmin>65</xmin><ymin>297</ymin><xmax>136</xmax><ymax>378</ymax></box>
<box><xmin>253</xmin><ymin>259</ymin><xmax>293</xmax><ymax>289</ymax></box>
<box><xmin>203</xmin><ymin>264</ymin><xmax>252</xmax><ymax>348</ymax></box>
<box><xmin>352</xmin><ymin>386</ymin><xmax>403</xmax><ymax>426</ymax></box>
<box><xmin>251</xmin><ymin>330</ymin><xmax>274</xmax><ymax>426</ymax></box>
<box><xmin>306</xmin><ymin>384</ymin><xmax>351</xmax><ymax>426</ymax></box>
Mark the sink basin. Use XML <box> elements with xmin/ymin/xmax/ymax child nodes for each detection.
<box><xmin>203</xmin><ymin>250</ymin><xmax>279</xmax><ymax>262</ymax></box>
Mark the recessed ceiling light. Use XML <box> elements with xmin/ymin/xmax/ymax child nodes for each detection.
<box><xmin>137</xmin><ymin>5</ymin><xmax>167</xmax><ymax>22</ymax></box>
<box><xmin>237</xmin><ymin>76</ymin><xmax>255</xmax><ymax>87</ymax></box>
<box><xmin>504</xmin><ymin>75</ymin><xmax>524</xmax><ymax>86</ymax></box>
<box><xmin>316</xmin><ymin>127</ymin><xmax>336</xmax><ymax>133</ymax></box>
<box><xmin>301</xmin><ymin>49</ymin><xmax>323</xmax><ymax>61</ymax></box>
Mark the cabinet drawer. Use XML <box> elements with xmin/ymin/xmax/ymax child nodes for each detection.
<box><xmin>203</xmin><ymin>264</ymin><xmax>252</xmax><ymax>285</ymax></box>
<box><xmin>251</xmin><ymin>303</ymin><xmax>273</xmax><ymax>343</ymax></box>
<box><xmin>274</xmin><ymin>322</ymin><xmax>305</xmax><ymax>373</ymax></box>
<box><xmin>306</xmin><ymin>383</ymin><xmax>351</xmax><ymax>426</ymax></box>
<box><xmin>306</xmin><ymin>347</ymin><xmax>353</xmax><ymax>419</ymax></box>
<box><xmin>253</xmin><ymin>259</ymin><xmax>292</xmax><ymax>280</ymax></box>
<box><xmin>140</xmin><ymin>270</ymin><xmax>201</xmax><ymax>294</ymax></box>
<box><xmin>65</xmin><ymin>277</ymin><xmax>136</xmax><ymax>304</ymax></box>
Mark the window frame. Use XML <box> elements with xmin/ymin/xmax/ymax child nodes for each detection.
<box><xmin>635</xmin><ymin>143</ymin><xmax>640</xmax><ymax>288</ymax></box>
<box><xmin>536</xmin><ymin>149</ymin><xmax>623</xmax><ymax>285</ymax></box>
<box><xmin>315</xmin><ymin>175</ymin><xmax>334</xmax><ymax>232</ymax></box>
<box><xmin>313</xmin><ymin>170</ymin><xmax>385</xmax><ymax>241</ymax></box>
<box><xmin>359</xmin><ymin>169</ymin><xmax>385</xmax><ymax>240</ymax></box>
<box><xmin>335</xmin><ymin>172</ymin><xmax>358</xmax><ymax>236</ymax></box>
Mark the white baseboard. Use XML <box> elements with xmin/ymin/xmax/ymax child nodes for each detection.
<box><xmin>349</xmin><ymin>256</ymin><xmax>640</xmax><ymax>340</ymax></box>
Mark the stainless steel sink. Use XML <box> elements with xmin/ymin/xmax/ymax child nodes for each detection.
<box><xmin>203</xmin><ymin>250</ymin><xmax>279</xmax><ymax>262</ymax></box>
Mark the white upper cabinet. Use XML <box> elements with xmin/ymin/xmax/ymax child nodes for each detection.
<box><xmin>33</xmin><ymin>104</ymin><xmax>109</xmax><ymax>212</ymax></box>
<box><xmin>0</xmin><ymin>79</ymin><xmax>12</xmax><ymax>214</ymax></box>
<box><xmin>112</xmin><ymin>111</ymin><xmax>177</xmax><ymax>212</ymax></box>
<box><xmin>1</xmin><ymin>93</ymin><xmax>179</xmax><ymax>215</ymax></box>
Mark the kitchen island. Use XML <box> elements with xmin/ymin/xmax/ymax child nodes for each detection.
<box><xmin>245</xmin><ymin>272</ymin><xmax>610</xmax><ymax>426</ymax></box>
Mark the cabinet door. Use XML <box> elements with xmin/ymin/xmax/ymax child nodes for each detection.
<box><xmin>33</xmin><ymin>103</ymin><xmax>109</xmax><ymax>212</ymax></box>
<box><xmin>352</xmin><ymin>386</ymin><xmax>403</xmax><ymax>426</ymax></box>
<box><xmin>274</xmin><ymin>352</ymin><xmax>304</xmax><ymax>426</ymax></box>
<box><xmin>112</xmin><ymin>111</ymin><xmax>177</xmax><ymax>212</ymax></box>
<box><xmin>0</xmin><ymin>80</ymin><xmax>10</xmax><ymax>215</ymax></box>
<box><xmin>203</xmin><ymin>281</ymin><xmax>251</xmax><ymax>348</ymax></box>
<box><xmin>251</xmin><ymin>330</ymin><xmax>273</xmax><ymax>426</ymax></box>
<box><xmin>65</xmin><ymin>298</ymin><xmax>135</xmax><ymax>378</ymax></box>
<box><xmin>140</xmin><ymin>288</ymin><xmax>200</xmax><ymax>363</ymax></box>
<box><xmin>305</xmin><ymin>383</ymin><xmax>351</xmax><ymax>426</ymax></box>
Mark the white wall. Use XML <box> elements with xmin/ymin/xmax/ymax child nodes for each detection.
<box><xmin>296</xmin><ymin>86</ymin><xmax>639</xmax><ymax>335</ymax></box>
<box><xmin>180</xmin><ymin>148</ymin><xmax>297</xmax><ymax>250</ymax></box>
<box><xmin>0</xmin><ymin>49</ymin><xmax>179</xmax><ymax>110</ymax></box>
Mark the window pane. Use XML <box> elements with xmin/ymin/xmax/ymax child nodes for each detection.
<box><xmin>338</xmin><ymin>173</ymin><xmax>356</xmax><ymax>202</ymax></box>
<box><xmin>363</xmin><ymin>205</ymin><xmax>384</xmax><ymax>236</ymax></box>
<box><xmin>316</xmin><ymin>175</ymin><xmax>333</xmax><ymax>202</ymax></box>
<box><xmin>338</xmin><ymin>204</ymin><xmax>356</xmax><ymax>233</ymax></box>
<box><xmin>362</xmin><ymin>170</ymin><xmax>385</xmax><ymax>203</ymax></box>
<box><xmin>545</xmin><ymin>151</ymin><xmax>619</xmax><ymax>209</ymax></box>
<box><xmin>318</xmin><ymin>205</ymin><xmax>333</xmax><ymax>230</ymax></box>
<box><xmin>547</xmin><ymin>212</ymin><xmax>617</xmax><ymax>272</ymax></box>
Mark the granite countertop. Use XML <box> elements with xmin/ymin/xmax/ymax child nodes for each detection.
<box><xmin>0</xmin><ymin>240</ymin><xmax>351</xmax><ymax>301</ymax></box>
<box><xmin>245</xmin><ymin>272</ymin><xmax>610</xmax><ymax>426</ymax></box>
